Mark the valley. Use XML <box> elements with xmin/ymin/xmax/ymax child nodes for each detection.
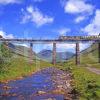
<box><xmin>0</xmin><ymin>42</ymin><xmax>100</xmax><ymax>100</ymax></box>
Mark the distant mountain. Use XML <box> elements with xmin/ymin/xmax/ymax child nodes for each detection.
<box><xmin>56</xmin><ymin>52</ymin><xmax>75</xmax><ymax>60</ymax></box>
<box><xmin>38</xmin><ymin>50</ymin><xmax>52</xmax><ymax>57</ymax></box>
<box><xmin>37</xmin><ymin>50</ymin><xmax>52</xmax><ymax>61</ymax></box>
<box><xmin>37</xmin><ymin>49</ymin><xmax>74</xmax><ymax>62</ymax></box>
<box><xmin>7</xmin><ymin>43</ymin><xmax>36</xmax><ymax>59</ymax></box>
<box><xmin>7</xmin><ymin>43</ymin><xmax>75</xmax><ymax>62</ymax></box>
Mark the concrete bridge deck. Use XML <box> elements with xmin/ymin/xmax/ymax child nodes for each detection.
<box><xmin>0</xmin><ymin>38</ymin><xmax>100</xmax><ymax>43</ymax></box>
<box><xmin>0</xmin><ymin>35</ymin><xmax>100</xmax><ymax>43</ymax></box>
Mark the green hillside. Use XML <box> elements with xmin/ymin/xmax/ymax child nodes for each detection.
<box><xmin>0</xmin><ymin>43</ymin><xmax>53</xmax><ymax>82</ymax></box>
<box><xmin>63</xmin><ymin>43</ymin><xmax>100</xmax><ymax>68</ymax></box>
<box><xmin>80</xmin><ymin>43</ymin><xmax>99</xmax><ymax>64</ymax></box>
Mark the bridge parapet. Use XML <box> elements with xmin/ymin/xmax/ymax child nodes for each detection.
<box><xmin>59</xmin><ymin>35</ymin><xmax>100</xmax><ymax>41</ymax></box>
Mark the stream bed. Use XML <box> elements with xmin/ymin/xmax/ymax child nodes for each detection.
<box><xmin>0</xmin><ymin>67</ymin><xmax>72</xmax><ymax>100</ymax></box>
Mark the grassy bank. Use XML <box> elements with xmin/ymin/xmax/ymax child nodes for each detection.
<box><xmin>72</xmin><ymin>66</ymin><xmax>100</xmax><ymax>100</ymax></box>
<box><xmin>56</xmin><ymin>43</ymin><xmax>100</xmax><ymax>99</ymax></box>
<box><xmin>0</xmin><ymin>57</ymin><xmax>53</xmax><ymax>82</ymax></box>
<box><xmin>57</xmin><ymin>61</ymin><xmax>100</xmax><ymax>100</ymax></box>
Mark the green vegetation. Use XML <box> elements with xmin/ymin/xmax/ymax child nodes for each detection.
<box><xmin>0</xmin><ymin>43</ymin><xmax>53</xmax><ymax>82</ymax></box>
<box><xmin>61</xmin><ymin>43</ymin><xmax>100</xmax><ymax>69</ymax></box>
<box><xmin>72</xmin><ymin>66</ymin><xmax>100</xmax><ymax>100</ymax></box>
<box><xmin>57</xmin><ymin>63</ymin><xmax>100</xmax><ymax>100</ymax></box>
<box><xmin>57</xmin><ymin>43</ymin><xmax>100</xmax><ymax>100</ymax></box>
<box><xmin>0</xmin><ymin>57</ymin><xmax>52</xmax><ymax>82</ymax></box>
<box><xmin>0</xmin><ymin>43</ymin><xmax>13</xmax><ymax>73</ymax></box>
<box><xmin>0</xmin><ymin>42</ymin><xmax>100</xmax><ymax>100</ymax></box>
<box><xmin>79</xmin><ymin>43</ymin><xmax>99</xmax><ymax>68</ymax></box>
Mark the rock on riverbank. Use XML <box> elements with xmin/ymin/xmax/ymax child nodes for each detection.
<box><xmin>52</xmin><ymin>68</ymin><xmax>72</xmax><ymax>99</ymax></box>
<box><xmin>38</xmin><ymin>67</ymin><xmax>73</xmax><ymax>99</ymax></box>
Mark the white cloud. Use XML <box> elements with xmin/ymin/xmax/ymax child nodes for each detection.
<box><xmin>63</xmin><ymin>0</ymin><xmax>94</xmax><ymax>14</ymax></box>
<box><xmin>57</xmin><ymin>43</ymin><xmax>75</xmax><ymax>52</ymax></box>
<box><xmin>0</xmin><ymin>0</ymin><xmax>22</xmax><ymax>5</ymax></box>
<box><xmin>15</xmin><ymin>43</ymin><xmax>29</xmax><ymax>47</ymax></box>
<box><xmin>61</xmin><ymin>0</ymin><xmax>94</xmax><ymax>23</ymax></box>
<box><xmin>58</xmin><ymin>28</ymin><xmax>71</xmax><ymax>36</ymax></box>
<box><xmin>0</xmin><ymin>29</ymin><xmax>14</xmax><ymax>39</ymax></box>
<box><xmin>56</xmin><ymin>43</ymin><xmax>91</xmax><ymax>52</ymax></box>
<box><xmin>80</xmin><ymin>43</ymin><xmax>91</xmax><ymax>51</ymax></box>
<box><xmin>75</xmin><ymin>16</ymin><xmax>86</xmax><ymax>23</ymax></box>
<box><xmin>21</xmin><ymin>6</ymin><xmax>54</xmax><ymax>27</ymax></box>
<box><xmin>82</xmin><ymin>9</ymin><xmax>100</xmax><ymax>35</ymax></box>
<box><xmin>27</xmin><ymin>6</ymin><xmax>33</xmax><ymax>13</ymax></box>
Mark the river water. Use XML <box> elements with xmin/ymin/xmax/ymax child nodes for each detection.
<box><xmin>0</xmin><ymin>68</ymin><xmax>64</xmax><ymax>100</ymax></box>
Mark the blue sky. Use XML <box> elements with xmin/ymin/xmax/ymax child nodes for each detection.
<box><xmin>0</xmin><ymin>0</ymin><xmax>100</xmax><ymax>52</ymax></box>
